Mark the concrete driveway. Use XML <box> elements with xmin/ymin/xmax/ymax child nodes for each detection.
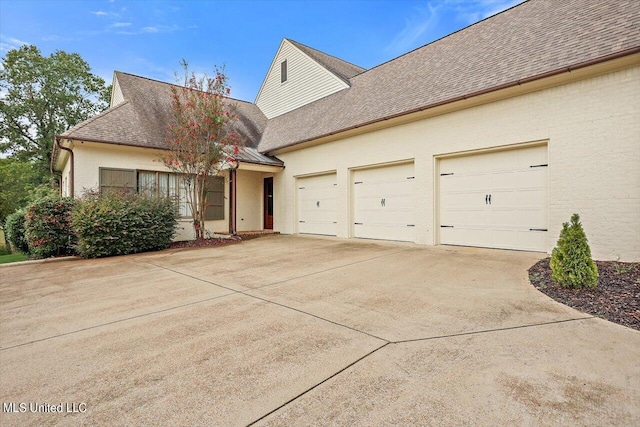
<box><xmin>1</xmin><ymin>235</ymin><xmax>639</xmax><ymax>426</ymax></box>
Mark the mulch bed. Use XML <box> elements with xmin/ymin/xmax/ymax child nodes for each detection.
<box><xmin>168</xmin><ymin>236</ymin><xmax>242</xmax><ymax>250</ymax></box>
<box><xmin>528</xmin><ymin>258</ymin><xmax>640</xmax><ymax>331</ymax></box>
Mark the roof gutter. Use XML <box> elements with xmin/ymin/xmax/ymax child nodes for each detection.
<box><xmin>56</xmin><ymin>136</ymin><xmax>285</xmax><ymax>168</ymax></box>
<box><xmin>54</xmin><ymin>137</ymin><xmax>74</xmax><ymax>197</ymax></box>
<box><xmin>269</xmin><ymin>46</ymin><xmax>640</xmax><ymax>154</ymax></box>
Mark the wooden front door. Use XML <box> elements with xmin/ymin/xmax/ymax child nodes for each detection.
<box><xmin>264</xmin><ymin>177</ymin><xmax>274</xmax><ymax>229</ymax></box>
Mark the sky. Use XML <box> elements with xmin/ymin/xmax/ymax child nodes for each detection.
<box><xmin>0</xmin><ymin>0</ymin><xmax>524</xmax><ymax>102</ymax></box>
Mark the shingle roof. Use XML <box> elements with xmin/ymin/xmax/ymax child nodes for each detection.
<box><xmin>58</xmin><ymin>72</ymin><xmax>283</xmax><ymax>167</ymax></box>
<box><xmin>286</xmin><ymin>38</ymin><xmax>365</xmax><ymax>84</ymax></box>
<box><xmin>258</xmin><ymin>0</ymin><xmax>640</xmax><ymax>153</ymax></box>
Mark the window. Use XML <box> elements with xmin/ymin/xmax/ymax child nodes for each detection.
<box><xmin>99</xmin><ymin>168</ymin><xmax>224</xmax><ymax>220</ymax></box>
<box><xmin>280</xmin><ymin>59</ymin><xmax>287</xmax><ymax>83</ymax></box>
<box><xmin>205</xmin><ymin>176</ymin><xmax>225</xmax><ymax>220</ymax></box>
<box><xmin>99</xmin><ymin>168</ymin><xmax>136</xmax><ymax>194</ymax></box>
<box><xmin>138</xmin><ymin>171</ymin><xmax>189</xmax><ymax>217</ymax></box>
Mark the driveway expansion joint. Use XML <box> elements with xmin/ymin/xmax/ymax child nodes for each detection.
<box><xmin>142</xmin><ymin>261</ymin><xmax>237</xmax><ymax>293</ymax></box>
<box><xmin>251</xmin><ymin>247</ymin><xmax>412</xmax><ymax>292</ymax></box>
<box><xmin>389</xmin><ymin>316</ymin><xmax>596</xmax><ymax>345</ymax></box>
<box><xmin>242</xmin><ymin>291</ymin><xmax>390</xmax><ymax>343</ymax></box>
<box><xmin>147</xmin><ymin>260</ymin><xmax>393</xmax><ymax>342</ymax></box>
<box><xmin>246</xmin><ymin>342</ymin><xmax>390</xmax><ymax>426</ymax></box>
<box><xmin>0</xmin><ymin>292</ymin><xmax>236</xmax><ymax>351</ymax></box>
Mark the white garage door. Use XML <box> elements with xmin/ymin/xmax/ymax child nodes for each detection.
<box><xmin>439</xmin><ymin>145</ymin><xmax>548</xmax><ymax>252</ymax></box>
<box><xmin>353</xmin><ymin>162</ymin><xmax>415</xmax><ymax>242</ymax></box>
<box><xmin>297</xmin><ymin>173</ymin><xmax>337</xmax><ymax>236</ymax></box>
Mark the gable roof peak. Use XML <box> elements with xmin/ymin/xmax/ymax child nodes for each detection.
<box><xmin>285</xmin><ymin>38</ymin><xmax>366</xmax><ymax>84</ymax></box>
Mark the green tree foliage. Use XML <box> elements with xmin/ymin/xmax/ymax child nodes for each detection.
<box><xmin>162</xmin><ymin>61</ymin><xmax>241</xmax><ymax>239</ymax></box>
<box><xmin>0</xmin><ymin>158</ymin><xmax>41</xmax><ymax>225</ymax></box>
<box><xmin>0</xmin><ymin>45</ymin><xmax>109</xmax><ymax>174</ymax></box>
<box><xmin>5</xmin><ymin>208</ymin><xmax>29</xmax><ymax>254</ymax></box>
<box><xmin>24</xmin><ymin>195</ymin><xmax>76</xmax><ymax>258</ymax></box>
<box><xmin>550</xmin><ymin>213</ymin><xmax>599</xmax><ymax>288</ymax></box>
<box><xmin>73</xmin><ymin>190</ymin><xmax>178</xmax><ymax>258</ymax></box>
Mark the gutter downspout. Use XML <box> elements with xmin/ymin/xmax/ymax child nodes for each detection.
<box><xmin>55</xmin><ymin>137</ymin><xmax>74</xmax><ymax>197</ymax></box>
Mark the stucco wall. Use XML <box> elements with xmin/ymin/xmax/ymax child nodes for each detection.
<box><xmin>61</xmin><ymin>157</ymin><xmax>71</xmax><ymax>197</ymax></box>
<box><xmin>236</xmin><ymin>170</ymin><xmax>264</xmax><ymax>231</ymax></box>
<box><xmin>70</xmin><ymin>142</ymin><xmax>238</xmax><ymax>240</ymax></box>
<box><xmin>274</xmin><ymin>65</ymin><xmax>640</xmax><ymax>261</ymax></box>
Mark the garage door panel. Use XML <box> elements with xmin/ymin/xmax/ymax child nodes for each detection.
<box><xmin>441</xmin><ymin>190</ymin><xmax>486</xmax><ymax>209</ymax></box>
<box><xmin>298</xmin><ymin>174</ymin><xmax>337</xmax><ymax>236</ymax></box>
<box><xmin>353</xmin><ymin>163</ymin><xmax>415</xmax><ymax>242</ymax></box>
<box><xmin>355</xmin><ymin>224</ymin><xmax>415</xmax><ymax>242</ymax></box>
<box><xmin>443</xmin><ymin>174</ymin><xmax>491</xmax><ymax>192</ymax></box>
<box><xmin>439</xmin><ymin>145</ymin><xmax>548</xmax><ymax>252</ymax></box>
<box><xmin>493</xmin><ymin>229</ymin><xmax>548</xmax><ymax>252</ymax></box>
<box><xmin>441</xmin><ymin>226</ymin><xmax>490</xmax><ymax>247</ymax></box>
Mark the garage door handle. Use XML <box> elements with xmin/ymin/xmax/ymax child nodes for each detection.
<box><xmin>488</xmin><ymin>194</ymin><xmax>491</xmax><ymax>204</ymax></box>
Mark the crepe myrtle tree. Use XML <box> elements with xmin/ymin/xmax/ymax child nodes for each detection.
<box><xmin>162</xmin><ymin>62</ymin><xmax>241</xmax><ymax>239</ymax></box>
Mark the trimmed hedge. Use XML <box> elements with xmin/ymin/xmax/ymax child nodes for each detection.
<box><xmin>550</xmin><ymin>213</ymin><xmax>599</xmax><ymax>288</ymax></box>
<box><xmin>24</xmin><ymin>196</ymin><xmax>76</xmax><ymax>259</ymax></box>
<box><xmin>73</xmin><ymin>190</ymin><xmax>178</xmax><ymax>258</ymax></box>
<box><xmin>5</xmin><ymin>208</ymin><xmax>29</xmax><ymax>254</ymax></box>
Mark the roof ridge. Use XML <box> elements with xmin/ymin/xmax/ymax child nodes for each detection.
<box><xmin>115</xmin><ymin>70</ymin><xmax>255</xmax><ymax>104</ymax></box>
<box><xmin>350</xmin><ymin>0</ymin><xmax>529</xmax><ymax>80</ymax></box>
<box><xmin>286</xmin><ymin>38</ymin><xmax>366</xmax><ymax>75</ymax></box>
<box><xmin>60</xmin><ymin>100</ymin><xmax>131</xmax><ymax>137</ymax></box>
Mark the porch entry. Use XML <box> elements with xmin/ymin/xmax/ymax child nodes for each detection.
<box><xmin>264</xmin><ymin>177</ymin><xmax>274</xmax><ymax>229</ymax></box>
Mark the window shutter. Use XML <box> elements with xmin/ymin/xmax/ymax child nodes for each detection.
<box><xmin>100</xmin><ymin>168</ymin><xmax>136</xmax><ymax>194</ymax></box>
<box><xmin>204</xmin><ymin>176</ymin><xmax>225</xmax><ymax>220</ymax></box>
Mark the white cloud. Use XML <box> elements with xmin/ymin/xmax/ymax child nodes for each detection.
<box><xmin>0</xmin><ymin>35</ymin><xmax>29</xmax><ymax>51</ymax></box>
<box><xmin>110</xmin><ymin>22</ymin><xmax>132</xmax><ymax>28</ymax></box>
<box><xmin>386</xmin><ymin>0</ymin><xmax>525</xmax><ymax>55</ymax></box>
<box><xmin>142</xmin><ymin>26</ymin><xmax>160</xmax><ymax>33</ymax></box>
<box><xmin>449</xmin><ymin>0</ymin><xmax>525</xmax><ymax>25</ymax></box>
<box><xmin>480</xmin><ymin>0</ymin><xmax>523</xmax><ymax>19</ymax></box>
<box><xmin>117</xmin><ymin>24</ymin><xmax>187</xmax><ymax>36</ymax></box>
<box><xmin>91</xmin><ymin>9</ymin><xmax>121</xmax><ymax>18</ymax></box>
<box><xmin>386</xmin><ymin>3</ymin><xmax>442</xmax><ymax>54</ymax></box>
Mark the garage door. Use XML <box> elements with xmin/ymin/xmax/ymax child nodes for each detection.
<box><xmin>297</xmin><ymin>173</ymin><xmax>337</xmax><ymax>236</ymax></box>
<box><xmin>439</xmin><ymin>145</ymin><xmax>548</xmax><ymax>251</ymax></box>
<box><xmin>353</xmin><ymin>162</ymin><xmax>415</xmax><ymax>242</ymax></box>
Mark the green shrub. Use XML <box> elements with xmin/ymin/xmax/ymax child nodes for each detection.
<box><xmin>5</xmin><ymin>208</ymin><xmax>30</xmax><ymax>254</ymax></box>
<box><xmin>24</xmin><ymin>196</ymin><xmax>76</xmax><ymax>259</ymax></box>
<box><xmin>550</xmin><ymin>213</ymin><xmax>598</xmax><ymax>288</ymax></box>
<box><xmin>73</xmin><ymin>190</ymin><xmax>178</xmax><ymax>258</ymax></box>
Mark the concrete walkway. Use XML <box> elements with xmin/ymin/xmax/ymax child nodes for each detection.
<box><xmin>1</xmin><ymin>235</ymin><xmax>638</xmax><ymax>426</ymax></box>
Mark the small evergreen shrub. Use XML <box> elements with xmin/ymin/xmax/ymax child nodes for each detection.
<box><xmin>550</xmin><ymin>213</ymin><xmax>598</xmax><ymax>288</ymax></box>
<box><xmin>73</xmin><ymin>190</ymin><xmax>178</xmax><ymax>258</ymax></box>
<box><xmin>5</xmin><ymin>209</ymin><xmax>29</xmax><ymax>254</ymax></box>
<box><xmin>24</xmin><ymin>196</ymin><xmax>76</xmax><ymax>259</ymax></box>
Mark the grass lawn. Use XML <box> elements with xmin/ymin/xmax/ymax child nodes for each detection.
<box><xmin>0</xmin><ymin>253</ymin><xmax>28</xmax><ymax>264</ymax></box>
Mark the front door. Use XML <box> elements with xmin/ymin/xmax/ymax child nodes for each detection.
<box><xmin>264</xmin><ymin>177</ymin><xmax>274</xmax><ymax>229</ymax></box>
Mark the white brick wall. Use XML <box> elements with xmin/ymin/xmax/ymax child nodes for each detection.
<box><xmin>274</xmin><ymin>65</ymin><xmax>640</xmax><ymax>261</ymax></box>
